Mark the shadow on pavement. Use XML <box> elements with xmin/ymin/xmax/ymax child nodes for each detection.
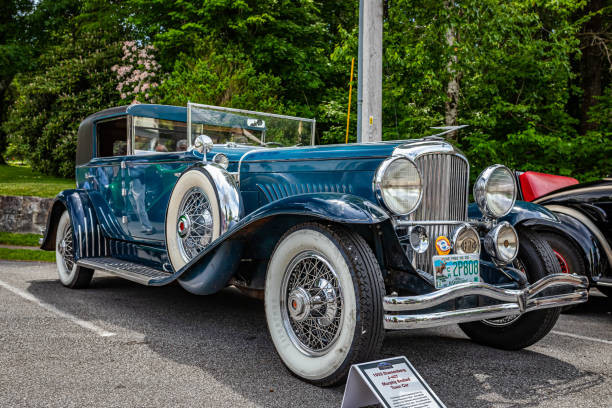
<box><xmin>26</xmin><ymin>275</ymin><xmax>606</xmax><ymax>408</ymax></box>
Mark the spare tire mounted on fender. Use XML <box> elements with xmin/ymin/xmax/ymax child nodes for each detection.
<box><xmin>166</xmin><ymin>166</ymin><xmax>241</xmax><ymax>271</ymax></box>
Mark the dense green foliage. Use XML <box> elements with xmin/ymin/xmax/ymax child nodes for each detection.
<box><xmin>1</xmin><ymin>0</ymin><xmax>610</xmax><ymax>181</ymax></box>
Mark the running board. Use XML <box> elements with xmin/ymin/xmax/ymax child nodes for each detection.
<box><xmin>77</xmin><ymin>257</ymin><xmax>172</xmax><ymax>286</ymax></box>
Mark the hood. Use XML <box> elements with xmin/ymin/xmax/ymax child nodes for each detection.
<box><xmin>239</xmin><ymin>142</ymin><xmax>401</xmax><ymax>163</ymax></box>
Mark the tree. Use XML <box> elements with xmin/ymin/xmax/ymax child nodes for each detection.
<box><xmin>2</xmin><ymin>0</ymin><xmax>127</xmax><ymax>176</ymax></box>
<box><xmin>0</xmin><ymin>0</ymin><xmax>35</xmax><ymax>164</ymax></box>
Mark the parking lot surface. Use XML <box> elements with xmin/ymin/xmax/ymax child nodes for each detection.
<box><xmin>0</xmin><ymin>261</ymin><xmax>610</xmax><ymax>407</ymax></box>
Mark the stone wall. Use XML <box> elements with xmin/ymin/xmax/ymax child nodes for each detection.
<box><xmin>0</xmin><ymin>195</ymin><xmax>54</xmax><ymax>234</ymax></box>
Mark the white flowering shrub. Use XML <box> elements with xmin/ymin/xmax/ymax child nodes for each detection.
<box><xmin>111</xmin><ymin>41</ymin><xmax>161</xmax><ymax>102</ymax></box>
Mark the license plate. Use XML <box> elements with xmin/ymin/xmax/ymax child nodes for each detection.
<box><xmin>433</xmin><ymin>254</ymin><xmax>480</xmax><ymax>289</ymax></box>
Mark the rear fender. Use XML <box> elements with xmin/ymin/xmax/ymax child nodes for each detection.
<box><xmin>40</xmin><ymin>190</ymin><xmax>109</xmax><ymax>260</ymax></box>
<box><xmin>525</xmin><ymin>212</ymin><xmax>609</xmax><ymax>280</ymax></box>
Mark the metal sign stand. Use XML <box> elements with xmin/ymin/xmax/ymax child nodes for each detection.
<box><xmin>341</xmin><ymin>356</ymin><xmax>446</xmax><ymax>408</ymax></box>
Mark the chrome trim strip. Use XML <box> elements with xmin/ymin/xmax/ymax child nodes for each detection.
<box><xmin>597</xmin><ymin>281</ymin><xmax>612</xmax><ymax>287</ymax></box>
<box><xmin>84</xmin><ymin>218</ymin><xmax>89</xmax><ymax>257</ymax></box>
<box><xmin>383</xmin><ymin>273</ymin><xmax>588</xmax><ymax>329</ymax></box>
<box><xmin>97</xmin><ymin>225</ymin><xmax>102</xmax><ymax>256</ymax></box>
<box><xmin>88</xmin><ymin>208</ymin><xmax>95</xmax><ymax>255</ymax></box>
<box><xmin>78</xmin><ymin>225</ymin><xmax>82</xmax><ymax>258</ymax></box>
<box><xmin>545</xmin><ymin>204</ymin><xmax>612</xmax><ymax>268</ymax></box>
<box><xmin>533</xmin><ymin>185</ymin><xmax>611</xmax><ymax>204</ymax></box>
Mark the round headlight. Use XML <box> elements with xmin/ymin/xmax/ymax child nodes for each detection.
<box><xmin>474</xmin><ymin>165</ymin><xmax>516</xmax><ymax>218</ymax></box>
<box><xmin>212</xmin><ymin>153</ymin><xmax>229</xmax><ymax>169</ymax></box>
<box><xmin>484</xmin><ymin>222</ymin><xmax>519</xmax><ymax>265</ymax></box>
<box><xmin>374</xmin><ymin>157</ymin><xmax>422</xmax><ymax>215</ymax></box>
<box><xmin>452</xmin><ymin>224</ymin><xmax>480</xmax><ymax>255</ymax></box>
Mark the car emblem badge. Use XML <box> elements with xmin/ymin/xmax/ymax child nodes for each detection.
<box><xmin>177</xmin><ymin>214</ymin><xmax>190</xmax><ymax>238</ymax></box>
<box><xmin>435</xmin><ymin>236</ymin><xmax>451</xmax><ymax>255</ymax></box>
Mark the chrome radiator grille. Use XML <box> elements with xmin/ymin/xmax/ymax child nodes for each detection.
<box><xmin>410</xmin><ymin>153</ymin><xmax>469</xmax><ymax>273</ymax></box>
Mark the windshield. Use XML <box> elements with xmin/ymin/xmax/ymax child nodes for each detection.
<box><xmin>188</xmin><ymin>102</ymin><xmax>315</xmax><ymax>148</ymax></box>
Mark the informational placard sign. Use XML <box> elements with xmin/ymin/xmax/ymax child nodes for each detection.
<box><xmin>341</xmin><ymin>356</ymin><xmax>445</xmax><ymax>408</ymax></box>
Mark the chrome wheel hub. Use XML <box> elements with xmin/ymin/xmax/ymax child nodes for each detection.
<box><xmin>281</xmin><ymin>251</ymin><xmax>343</xmax><ymax>356</ymax></box>
<box><xmin>177</xmin><ymin>215</ymin><xmax>191</xmax><ymax>238</ymax></box>
<box><xmin>288</xmin><ymin>287</ymin><xmax>310</xmax><ymax>322</ymax></box>
<box><xmin>177</xmin><ymin>187</ymin><xmax>214</xmax><ymax>262</ymax></box>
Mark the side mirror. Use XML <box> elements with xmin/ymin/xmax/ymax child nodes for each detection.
<box><xmin>190</xmin><ymin>134</ymin><xmax>214</xmax><ymax>157</ymax></box>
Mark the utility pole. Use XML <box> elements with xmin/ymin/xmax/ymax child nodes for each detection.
<box><xmin>357</xmin><ymin>0</ymin><xmax>383</xmax><ymax>143</ymax></box>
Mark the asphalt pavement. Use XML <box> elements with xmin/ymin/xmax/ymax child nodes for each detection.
<box><xmin>0</xmin><ymin>261</ymin><xmax>610</xmax><ymax>408</ymax></box>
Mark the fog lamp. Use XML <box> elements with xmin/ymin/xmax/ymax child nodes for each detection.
<box><xmin>484</xmin><ymin>222</ymin><xmax>519</xmax><ymax>265</ymax></box>
<box><xmin>409</xmin><ymin>225</ymin><xmax>429</xmax><ymax>254</ymax></box>
<box><xmin>452</xmin><ymin>224</ymin><xmax>480</xmax><ymax>255</ymax></box>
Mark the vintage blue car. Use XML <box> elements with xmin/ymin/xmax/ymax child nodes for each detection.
<box><xmin>41</xmin><ymin>102</ymin><xmax>588</xmax><ymax>385</ymax></box>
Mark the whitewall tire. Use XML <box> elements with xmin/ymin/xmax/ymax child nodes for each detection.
<box><xmin>55</xmin><ymin>211</ymin><xmax>93</xmax><ymax>288</ymax></box>
<box><xmin>265</xmin><ymin>223</ymin><xmax>385</xmax><ymax>386</ymax></box>
<box><xmin>166</xmin><ymin>168</ymin><xmax>221</xmax><ymax>271</ymax></box>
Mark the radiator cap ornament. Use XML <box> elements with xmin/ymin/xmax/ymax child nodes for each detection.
<box><xmin>435</xmin><ymin>236</ymin><xmax>451</xmax><ymax>255</ymax></box>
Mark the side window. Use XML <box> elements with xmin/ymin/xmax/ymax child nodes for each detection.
<box><xmin>133</xmin><ymin>116</ymin><xmax>188</xmax><ymax>154</ymax></box>
<box><xmin>96</xmin><ymin>117</ymin><xmax>128</xmax><ymax>157</ymax></box>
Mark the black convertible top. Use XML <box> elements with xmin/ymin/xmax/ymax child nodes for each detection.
<box><xmin>76</xmin><ymin>106</ymin><xmax>129</xmax><ymax>166</ymax></box>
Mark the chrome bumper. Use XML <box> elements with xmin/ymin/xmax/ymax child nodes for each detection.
<box><xmin>383</xmin><ymin>274</ymin><xmax>588</xmax><ymax>330</ymax></box>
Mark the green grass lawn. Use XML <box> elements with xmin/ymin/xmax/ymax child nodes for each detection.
<box><xmin>0</xmin><ymin>231</ymin><xmax>42</xmax><ymax>246</ymax></box>
<box><xmin>0</xmin><ymin>163</ymin><xmax>74</xmax><ymax>198</ymax></box>
<box><xmin>0</xmin><ymin>232</ymin><xmax>54</xmax><ymax>262</ymax></box>
<box><xmin>0</xmin><ymin>247</ymin><xmax>55</xmax><ymax>262</ymax></box>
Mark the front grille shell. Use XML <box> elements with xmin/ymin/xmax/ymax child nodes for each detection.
<box><xmin>392</xmin><ymin>141</ymin><xmax>470</xmax><ymax>275</ymax></box>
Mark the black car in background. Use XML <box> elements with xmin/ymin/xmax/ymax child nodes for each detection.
<box><xmin>517</xmin><ymin>171</ymin><xmax>612</xmax><ymax>297</ymax></box>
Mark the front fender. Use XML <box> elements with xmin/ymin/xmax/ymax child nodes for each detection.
<box><xmin>468</xmin><ymin>200</ymin><xmax>559</xmax><ymax>226</ymax></box>
<box><xmin>175</xmin><ymin>193</ymin><xmax>389</xmax><ymax>295</ymax></box>
<box><xmin>245</xmin><ymin>192</ymin><xmax>390</xmax><ymax>224</ymax></box>
<box><xmin>40</xmin><ymin>189</ymin><xmax>108</xmax><ymax>260</ymax></box>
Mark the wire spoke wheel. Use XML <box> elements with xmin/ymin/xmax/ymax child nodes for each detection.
<box><xmin>58</xmin><ymin>221</ymin><xmax>75</xmax><ymax>272</ymax></box>
<box><xmin>176</xmin><ymin>187</ymin><xmax>213</xmax><ymax>262</ymax></box>
<box><xmin>280</xmin><ymin>251</ymin><xmax>344</xmax><ymax>356</ymax></box>
<box><xmin>55</xmin><ymin>211</ymin><xmax>93</xmax><ymax>289</ymax></box>
<box><xmin>482</xmin><ymin>257</ymin><xmax>527</xmax><ymax>327</ymax></box>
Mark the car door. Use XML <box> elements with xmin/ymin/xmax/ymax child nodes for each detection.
<box><xmin>123</xmin><ymin>116</ymin><xmax>195</xmax><ymax>243</ymax></box>
<box><xmin>81</xmin><ymin>116</ymin><xmax>131</xmax><ymax>240</ymax></box>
